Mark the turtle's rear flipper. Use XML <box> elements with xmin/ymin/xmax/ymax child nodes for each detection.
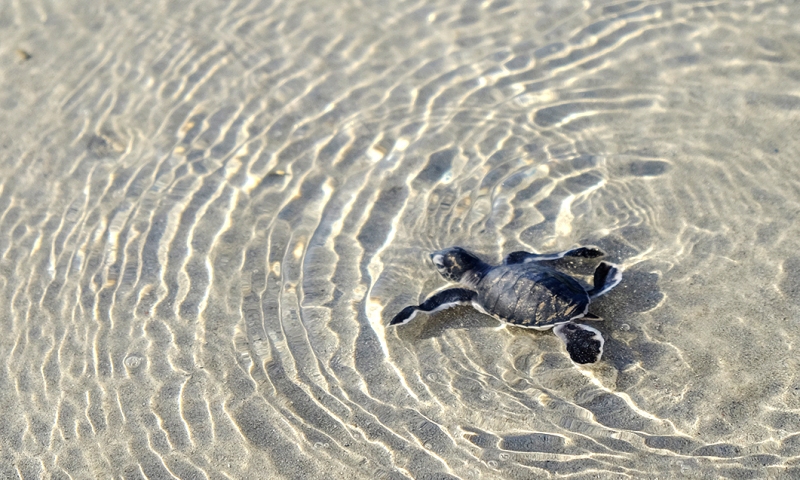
<box><xmin>504</xmin><ymin>247</ymin><xmax>604</xmax><ymax>265</ymax></box>
<box><xmin>587</xmin><ymin>261</ymin><xmax>622</xmax><ymax>299</ymax></box>
<box><xmin>389</xmin><ymin>288</ymin><xmax>477</xmax><ymax>326</ymax></box>
<box><xmin>553</xmin><ymin>323</ymin><xmax>604</xmax><ymax>364</ymax></box>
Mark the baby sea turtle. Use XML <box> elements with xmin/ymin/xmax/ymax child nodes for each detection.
<box><xmin>389</xmin><ymin>246</ymin><xmax>622</xmax><ymax>364</ymax></box>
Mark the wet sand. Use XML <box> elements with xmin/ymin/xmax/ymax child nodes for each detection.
<box><xmin>1</xmin><ymin>0</ymin><xmax>800</xmax><ymax>478</ymax></box>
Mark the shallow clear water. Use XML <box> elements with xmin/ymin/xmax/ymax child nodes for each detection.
<box><xmin>2</xmin><ymin>0</ymin><xmax>800</xmax><ymax>478</ymax></box>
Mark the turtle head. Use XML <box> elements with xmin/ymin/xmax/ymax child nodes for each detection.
<box><xmin>430</xmin><ymin>247</ymin><xmax>486</xmax><ymax>284</ymax></box>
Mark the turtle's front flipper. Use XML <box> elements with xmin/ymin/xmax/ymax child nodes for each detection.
<box><xmin>553</xmin><ymin>323</ymin><xmax>604</xmax><ymax>364</ymax></box>
<box><xmin>389</xmin><ymin>288</ymin><xmax>477</xmax><ymax>326</ymax></box>
<box><xmin>586</xmin><ymin>261</ymin><xmax>622</xmax><ymax>299</ymax></box>
<box><xmin>504</xmin><ymin>247</ymin><xmax>604</xmax><ymax>265</ymax></box>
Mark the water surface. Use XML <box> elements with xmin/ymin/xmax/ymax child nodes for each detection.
<box><xmin>2</xmin><ymin>0</ymin><xmax>800</xmax><ymax>478</ymax></box>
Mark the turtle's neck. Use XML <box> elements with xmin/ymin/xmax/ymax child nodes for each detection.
<box><xmin>459</xmin><ymin>261</ymin><xmax>492</xmax><ymax>288</ymax></box>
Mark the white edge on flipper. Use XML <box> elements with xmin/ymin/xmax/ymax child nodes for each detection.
<box><xmin>590</xmin><ymin>262</ymin><xmax>623</xmax><ymax>299</ymax></box>
<box><xmin>471</xmin><ymin>301</ymin><xmax>488</xmax><ymax>315</ymax></box>
<box><xmin>389</xmin><ymin>310</ymin><xmax>416</xmax><ymax>327</ymax></box>
<box><xmin>391</xmin><ymin>300</ymin><xmax>468</xmax><ymax>326</ymax></box>
<box><xmin>521</xmin><ymin>254</ymin><xmax>557</xmax><ymax>263</ymax></box>
<box><xmin>519</xmin><ymin>245</ymin><xmax>604</xmax><ymax>262</ymax></box>
<box><xmin>553</xmin><ymin>323</ymin><xmax>605</xmax><ymax>362</ymax></box>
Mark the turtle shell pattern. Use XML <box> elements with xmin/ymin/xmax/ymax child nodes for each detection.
<box><xmin>475</xmin><ymin>263</ymin><xmax>589</xmax><ymax>327</ymax></box>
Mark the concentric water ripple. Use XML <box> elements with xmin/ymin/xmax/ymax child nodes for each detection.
<box><xmin>2</xmin><ymin>0</ymin><xmax>800</xmax><ymax>478</ymax></box>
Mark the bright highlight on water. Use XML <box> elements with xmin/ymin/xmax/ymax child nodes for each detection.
<box><xmin>1</xmin><ymin>0</ymin><xmax>799</xmax><ymax>478</ymax></box>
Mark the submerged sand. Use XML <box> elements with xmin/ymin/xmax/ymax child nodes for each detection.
<box><xmin>1</xmin><ymin>0</ymin><xmax>800</xmax><ymax>478</ymax></box>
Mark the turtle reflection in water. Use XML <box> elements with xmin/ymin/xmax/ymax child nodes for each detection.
<box><xmin>389</xmin><ymin>246</ymin><xmax>622</xmax><ymax>364</ymax></box>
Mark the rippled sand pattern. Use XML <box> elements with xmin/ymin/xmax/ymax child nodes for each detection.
<box><xmin>2</xmin><ymin>0</ymin><xmax>800</xmax><ymax>477</ymax></box>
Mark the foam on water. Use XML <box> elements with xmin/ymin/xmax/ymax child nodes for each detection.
<box><xmin>1</xmin><ymin>0</ymin><xmax>800</xmax><ymax>478</ymax></box>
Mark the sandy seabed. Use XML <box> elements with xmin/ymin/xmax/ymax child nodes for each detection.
<box><xmin>2</xmin><ymin>0</ymin><xmax>800</xmax><ymax>478</ymax></box>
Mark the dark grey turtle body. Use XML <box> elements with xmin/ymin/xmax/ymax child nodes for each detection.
<box><xmin>475</xmin><ymin>263</ymin><xmax>589</xmax><ymax>328</ymax></box>
<box><xmin>389</xmin><ymin>246</ymin><xmax>622</xmax><ymax>364</ymax></box>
